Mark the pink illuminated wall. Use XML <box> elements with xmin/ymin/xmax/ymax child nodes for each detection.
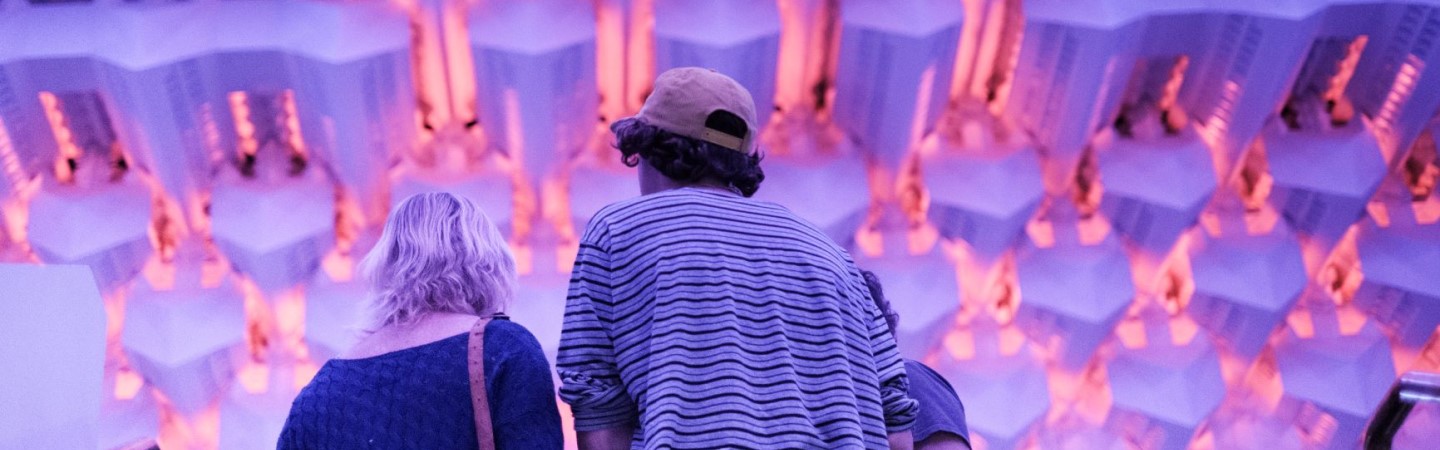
<box><xmin>0</xmin><ymin>1</ymin><xmax>1439</xmax><ymax>449</ymax></box>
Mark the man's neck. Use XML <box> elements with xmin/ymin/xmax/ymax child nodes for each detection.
<box><xmin>638</xmin><ymin>158</ymin><xmax>734</xmax><ymax>195</ymax></box>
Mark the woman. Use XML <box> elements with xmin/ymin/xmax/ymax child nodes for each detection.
<box><xmin>279</xmin><ymin>192</ymin><xmax>563</xmax><ymax>449</ymax></box>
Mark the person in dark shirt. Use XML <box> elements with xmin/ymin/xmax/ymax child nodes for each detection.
<box><xmin>861</xmin><ymin>270</ymin><xmax>974</xmax><ymax>450</ymax></box>
<box><xmin>278</xmin><ymin>192</ymin><xmax>563</xmax><ymax>449</ymax></box>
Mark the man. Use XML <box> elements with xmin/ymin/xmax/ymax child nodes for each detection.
<box><xmin>860</xmin><ymin>270</ymin><xmax>973</xmax><ymax>450</ymax></box>
<box><xmin>556</xmin><ymin>67</ymin><xmax>918</xmax><ymax>449</ymax></box>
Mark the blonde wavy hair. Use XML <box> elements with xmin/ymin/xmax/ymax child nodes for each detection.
<box><xmin>359</xmin><ymin>192</ymin><xmax>515</xmax><ymax>328</ymax></box>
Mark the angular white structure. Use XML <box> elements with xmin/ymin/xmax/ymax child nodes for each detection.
<box><xmin>653</xmin><ymin>0</ymin><xmax>780</xmax><ymax>131</ymax></box>
<box><xmin>1005</xmin><ymin>0</ymin><xmax>1145</xmax><ymax>163</ymax></box>
<box><xmin>1335</xmin><ymin>3</ymin><xmax>1440</xmax><ymax>155</ymax></box>
<box><xmin>469</xmin><ymin>0</ymin><xmax>599</xmax><ymax>182</ymax></box>
<box><xmin>1096</xmin><ymin>132</ymin><xmax>1217</xmax><ymax>253</ymax></box>
<box><xmin>218</xmin><ymin>371</ymin><xmax>300</xmax><ymax>450</ymax></box>
<box><xmin>1013</xmin><ymin>231</ymin><xmax>1134</xmax><ymax>369</ymax></box>
<box><xmin>1352</xmin><ymin>219</ymin><xmax>1440</xmax><ymax>346</ymax></box>
<box><xmin>210</xmin><ymin>175</ymin><xmax>335</xmax><ymax>293</ymax></box>
<box><xmin>99</xmin><ymin>388</ymin><xmax>159</xmax><ymax>450</ymax></box>
<box><xmin>123</xmin><ymin>273</ymin><xmax>246</xmax><ymax>415</ymax></box>
<box><xmin>1107</xmin><ymin>320</ymin><xmax>1226</xmax><ymax>450</ymax></box>
<box><xmin>0</xmin><ymin>2</ymin><xmax>415</xmax><ymax>211</ymax></box>
<box><xmin>204</xmin><ymin>1</ymin><xmax>415</xmax><ymax>213</ymax></box>
<box><xmin>567</xmin><ymin>162</ymin><xmax>641</xmax><ymax>226</ymax></box>
<box><xmin>1274</xmin><ymin>300</ymin><xmax>1396</xmax><ymax>450</ymax></box>
<box><xmin>924</xmin><ymin>144</ymin><xmax>1045</xmax><ymax>258</ymax></box>
<box><xmin>281</xmin><ymin>3</ymin><xmax>415</xmax><ymax>213</ymax></box>
<box><xmin>853</xmin><ymin>246</ymin><xmax>960</xmax><ymax>359</ymax></box>
<box><xmin>1266</xmin><ymin>119</ymin><xmax>1390</xmax><ymax>243</ymax></box>
<box><xmin>26</xmin><ymin>180</ymin><xmax>153</xmax><ymax>292</ymax></box>
<box><xmin>0</xmin><ymin>6</ymin><xmax>125</xmax><ymax>178</ymax></box>
<box><xmin>0</xmin><ymin>5</ymin><xmax>212</xmax><ymax>197</ymax></box>
<box><xmin>750</xmin><ymin>155</ymin><xmax>872</xmax><ymax>238</ymax></box>
<box><xmin>1207</xmin><ymin>410</ymin><xmax>1307</xmax><ymax>450</ymax></box>
<box><xmin>302</xmin><ymin>275</ymin><xmax>368</xmax><ymax>362</ymax></box>
<box><xmin>390</xmin><ymin>168</ymin><xmax>516</xmax><ymax>234</ymax></box>
<box><xmin>831</xmin><ymin>0</ymin><xmax>962</xmax><ymax>167</ymax></box>
<box><xmin>0</xmin><ymin>264</ymin><xmax>106</xmax><ymax>449</ymax></box>
<box><xmin>1136</xmin><ymin>2</ymin><xmax>1324</xmax><ymax>165</ymax></box>
<box><xmin>1187</xmin><ymin>219</ymin><xmax>1308</xmax><ymax>357</ymax></box>
<box><xmin>509</xmin><ymin>274</ymin><xmax>571</xmax><ymax>363</ymax></box>
<box><xmin>932</xmin><ymin>319</ymin><xmax>1050</xmax><ymax>450</ymax></box>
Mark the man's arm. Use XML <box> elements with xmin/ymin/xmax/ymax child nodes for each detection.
<box><xmin>915</xmin><ymin>431</ymin><xmax>971</xmax><ymax>450</ymax></box>
<box><xmin>888</xmin><ymin>430</ymin><xmax>915</xmax><ymax>450</ymax></box>
<box><xmin>853</xmin><ymin>270</ymin><xmax>921</xmax><ymax>437</ymax></box>
<box><xmin>556</xmin><ymin>222</ymin><xmax>640</xmax><ymax>441</ymax></box>
<box><xmin>577</xmin><ymin>426</ymin><xmax>636</xmax><ymax>450</ymax></box>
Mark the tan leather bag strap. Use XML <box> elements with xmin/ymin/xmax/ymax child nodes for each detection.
<box><xmin>469</xmin><ymin>316</ymin><xmax>496</xmax><ymax>450</ymax></box>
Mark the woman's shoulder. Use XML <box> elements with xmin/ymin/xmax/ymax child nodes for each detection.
<box><xmin>484</xmin><ymin>317</ymin><xmax>549</xmax><ymax>359</ymax></box>
<box><xmin>485</xmin><ymin>317</ymin><xmax>542</xmax><ymax>344</ymax></box>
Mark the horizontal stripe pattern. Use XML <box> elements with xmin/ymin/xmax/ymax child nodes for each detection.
<box><xmin>557</xmin><ymin>188</ymin><xmax>918</xmax><ymax>449</ymax></box>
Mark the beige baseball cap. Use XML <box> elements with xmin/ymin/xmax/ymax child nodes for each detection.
<box><xmin>625</xmin><ymin>67</ymin><xmax>758</xmax><ymax>154</ymax></box>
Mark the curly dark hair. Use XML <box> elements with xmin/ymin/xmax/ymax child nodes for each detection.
<box><xmin>860</xmin><ymin>270</ymin><xmax>900</xmax><ymax>337</ymax></box>
<box><xmin>611</xmin><ymin>116</ymin><xmax>765</xmax><ymax>197</ymax></box>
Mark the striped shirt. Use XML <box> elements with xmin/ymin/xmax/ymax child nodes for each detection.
<box><xmin>556</xmin><ymin>187</ymin><xmax>918</xmax><ymax>449</ymax></box>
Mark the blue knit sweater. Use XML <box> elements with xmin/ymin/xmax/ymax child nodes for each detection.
<box><xmin>278</xmin><ymin>318</ymin><xmax>563</xmax><ymax>449</ymax></box>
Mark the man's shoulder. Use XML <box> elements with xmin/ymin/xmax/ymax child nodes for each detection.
<box><xmin>591</xmin><ymin>189</ymin><xmax>816</xmax><ymax>231</ymax></box>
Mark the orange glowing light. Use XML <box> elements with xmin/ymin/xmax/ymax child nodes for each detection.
<box><xmin>511</xmin><ymin>176</ymin><xmax>538</xmax><ymax>275</ymax></box>
<box><xmin>1317</xmin><ymin>228</ymin><xmax>1363</xmax><ymax>303</ymax></box>
<box><xmin>596</xmin><ymin>0</ymin><xmax>630</xmax><ymax>122</ymax></box>
<box><xmin>1025</xmin><ymin>213</ymin><xmax>1057</xmax><ymax>249</ymax></box>
<box><xmin>1324</xmin><ymin>36</ymin><xmax>1368</xmax><ymax>107</ymax></box>
<box><xmin>273</xmin><ymin>289</ymin><xmax>308</xmax><ymax>354</ymax></box>
<box><xmin>280</xmin><ymin>90</ymin><xmax>308</xmax><ymax>158</ymax></box>
<box><xmin>1115</xmin><ymin>317</ymin><xmax>1148</xmax><ymax>349</ymax></box>
<box><xmin>774</xmin><ymin>0</ymin><xmax>823</xmax><ymax>112</ymax></box>
<box><xmin>908</xmin><ymin>64</ymin><xmax>938</xmax><ymax>150</ymax></box>
<box><xmin>542</xmin><ymin>174</ymin><xmax>579</xmax><ymax>273</ymax></box>
<box><xmin>1077</xmin><ymin>217</ymin><xmax>1111</xmax><ymax>247</ymax></box>
<box><xmin>0</xmin><ymin>196</ymin><xmax>32</xmax><ymax>256</ymax></box>
<box><xmin>408</xmin><ymin>2</ymin><xmax>459</xmax><ymax>128</ymax></box>
<box><xmin>996</xmin><ymin>322</ymin><xmax>1028</xmax><ymax>356</ymax></box>
<box><xmin>1072</xmin><ymin>152</ymin><xmax>1103</xmax><ymax>217</ymax></box>
<box><xmin>441</xmin><ymin>0</ymin><xmax>478</xmax><ymax>122</ymax></box>
<box><xmin>1167</xmin><ymin>314</ymin><xmax>1201</xmax><ymax>347</ymax></box>
<box><xmin>1043</xmin><ymin>364</ymin><xmax>1111</xmax><ymax>423</ymax></box>
<box><xmin>501</xmin><ymin>89</ymin><xmax>526</xmax><ymax>168</ymax></box>
<box><xmin>625</xmin><ymin>0</ymin><xmax>656</xmax><ymax>112</ymax></box>
<box><xmin>1152</xmin><ymin>236</ymin><xmax>1196</xmax><ymax>316</ymax></box>
<box><xmin>941</xmin><ymin>326</ymin><xmax>977</xmax><ymax>361</ymax></box>
<box><xmin>990</xmin><ymin>268</ymin><xmax>1020</xmax><ymax>324</ymax></box>
<box><xmin>238</xmin><ymin>360</ymin><xmax>271</xmax><ymax>395</ymax></box>
<box><xmin>982</xmin><ymin>1</ymin><xmax>1024</xmax><ymax>114</ymax></box>
<box><xmin>0</xmin><ymin>116</ymin><xmax>25</xmax><ymax>190</ymax></box>
<box><xmin>951</xmin><ymin>0</ymin><xmax>986</xmax><ymax>102</ymax></box>
<box><xmin>1376</xmin><ymin>57</ymin><xmax>1422</xmax><ymax>153</ymax></box>
<box><xmin>114</xmin><ymin>368</ymin><xmax>145</xmax><ymax>400</ymax></box>
<box><xmin>154</xmin><ymin>390</ymin><xmax>221</xmax><ymax>450</ymax></box>
<box><xmin>1245</xmin><ymin>352</ymin><xmax>1285</xmax><ymax>411</ymax></box>
<box><xmin>1286</xmin><ymin>304</ymin><xmax>1317</xmax><ymax>339</ymax></box>
<box><xmin>228</xmin><ymin>92</ymin><xmax>258</xmax><ymax>159</ymax></box>
<box><xmin>324</xmin><ymin>189</ymin><xmax>367</xmax><ymax>282</ymax></box>
<box><xmin>293</xmin><ymin>358</ymin><xmax>319</xmax><ymax>391</ymax></box>
<box><xmin>38</xmin><ymin>92</ymin><xmax>82</xmax><ymax>183</ymax></box>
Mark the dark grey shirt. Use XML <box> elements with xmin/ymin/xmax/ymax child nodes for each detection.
<box><xmin>906</xmin><ymin>359</ymin><xmax>972</xmax><ymax>445</ymax></box>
